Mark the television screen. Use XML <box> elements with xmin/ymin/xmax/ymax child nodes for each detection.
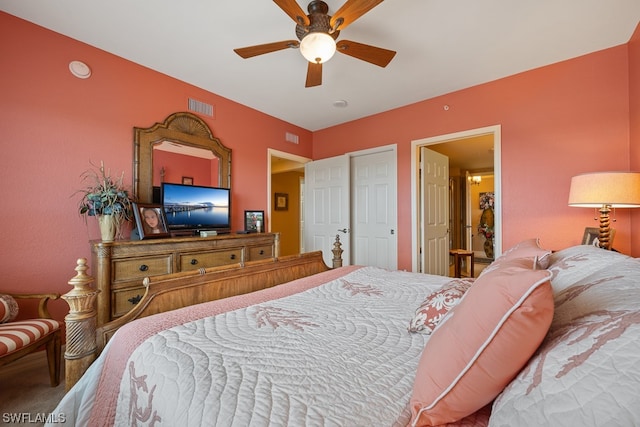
<box><xmin>161</xmin><ymin>183</ymin><xmax>231</xmax><ymax>233</ymax></box>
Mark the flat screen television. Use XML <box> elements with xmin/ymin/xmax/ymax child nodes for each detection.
<box><xmin>161</xmin><ymin>183</ymin><xmax>231</xmax><ymax>234</ymax></box>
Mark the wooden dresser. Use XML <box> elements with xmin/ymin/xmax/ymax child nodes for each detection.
<box><xmin>91</xmin><ymin>233</ymin><xmax>279</xmax><ymax>325</ymax></box>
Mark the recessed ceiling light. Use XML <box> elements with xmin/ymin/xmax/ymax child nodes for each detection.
<box><xmin>69</xmin><ymin>60</ymin><xmax>91</xmax><ymax>79</ymax></box>
<box><xmin>333</xmin><ymin>100</ymin><xmax>348</xmax><ymax>108</ymax></box>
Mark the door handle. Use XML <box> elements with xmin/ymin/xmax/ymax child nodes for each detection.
<box><xmin>337</xmin><ymin>228</ymin><xmax>350</xmax><ymax>233</ymax></box>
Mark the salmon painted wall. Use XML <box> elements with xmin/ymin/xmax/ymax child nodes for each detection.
<box><xmin>1</xmin><ymin>11</ymin><xmax>638</xmax><ymax>322</ymax></box>
<box><xmin>0</xmin><ymin>12</ymin><xmax>312</xmax><ymax>320</ymax></box>
<box><xmin>313</xmin><ymin>41</ymin><xmax>635</xmax><ymax>270</ymax></box>
<box><xmin>629</xmin><ymin>24</ymin><xmax>640</xmax><ymax>256</ymax></box>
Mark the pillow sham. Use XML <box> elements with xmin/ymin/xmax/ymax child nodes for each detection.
<box><xmin>409</xmin><ymin>257</ymin><xmax>554</xmax><ymax>426</ymax></box>
<box><xmin>0</xmin><ymin>294</ymin><xmax>19</xmax><ymax>323</ymax></box>
<box><xmin>408</xmin><ymin>279</ymin><xmax>474</xmax><ymax>334</ymax></box>
<box><xmin>546</xmin><ymin>244</ymin><xmax>631</xmax><ymax>294</ymax></box>
<box><xmin>480</xmin><ymin>238</ymin><xmax>551</xmax><ymax>278</ymax></box>
<box><xmin>490</xmin><ymin>256</ymin><xmax>640</xmax><ymax>426</ymax></box>
<box><xmin>501</xmin><ymin>238</ymin><xmax>551</xmax><ymax>264</ymax></box>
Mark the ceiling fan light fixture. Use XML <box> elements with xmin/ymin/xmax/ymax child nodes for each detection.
<box><xmin>300</xmin><ymin>32</ymin><xmax>336</xmax><ymax>64</ymax></box>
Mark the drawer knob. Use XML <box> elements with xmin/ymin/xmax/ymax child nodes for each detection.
<box><xmin>259</xmin><ymin>250</ymin><xmax>264</xmax><ymax>255</ymax></box>
<box><xmin>128</xmin><ymin>295</ymin><xmax>142</xmax><ymax>305</ymax></box>
<box><xmin>230</xmin><ymin>254</ymin><xmax>236</xmax><ymax>260</ymax></box>
<box><xmin>139</xmin><ymin>264</ymin><xmax>149</xmax><ymax>272</ymax></box>
<box><xmin>190</xmin><ymin>258</ymin><xmax>199</xmax><ymax>265</ymax></box>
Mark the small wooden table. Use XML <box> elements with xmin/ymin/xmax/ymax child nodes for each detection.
<box><xmin>450</xmin><ymin>249</ymin><xmax>474</xmax><ymax>278</ymax></box>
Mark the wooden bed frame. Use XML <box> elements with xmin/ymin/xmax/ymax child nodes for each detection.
<box><xmin>61</xmin><ymin>243</ymin><xmax>344</xmax><ymax>391</ymax></box>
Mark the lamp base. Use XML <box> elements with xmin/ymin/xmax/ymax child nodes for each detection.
<box><xmin>597</xmin><ymin>205</ymin><xmax>612</xmax><ymax>250</ymax></box>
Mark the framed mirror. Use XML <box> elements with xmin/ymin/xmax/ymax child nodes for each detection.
<box><xmin>133</xmin><ymin>112</ymin><xmax>231</xmax><ymax>203</ymax></box>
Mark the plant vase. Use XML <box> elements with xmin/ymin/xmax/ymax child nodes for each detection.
<box><xmin>483</xmin><ymin>238</ymin><xmax>494</xmax><ymax>259</ymax></box>
<box><xmin>98</xmin><ymin>215</ymin><xmax>116</xmax><ymax>242</ymax></box>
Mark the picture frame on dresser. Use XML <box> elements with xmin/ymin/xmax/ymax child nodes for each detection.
<box><xmin>244</xmin><ymin>210</ymin><xmax>264</xmax><ymax>232</ymax></box>
<box><xmin>133</xmin><ymin>203</ymin><xmax>171</xmax><ymax>239</ymax></box>
<box><xmin>582</xmin><ymin>226</ymin><xmax>615</xmax><ymax>247</ymax></box>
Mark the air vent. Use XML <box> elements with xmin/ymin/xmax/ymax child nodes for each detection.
<box><xmin>188</xmin><ymin>98</ymin><xmax>214</xmax><ymax>117</ymax></box>
<box><xmin>285</xmin><ymin>132</ymin><xmax>299</xmax><ymax>144</ymax></box>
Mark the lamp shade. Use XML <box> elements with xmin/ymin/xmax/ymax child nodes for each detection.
<box><xmin>568</xmin><ymin>172</ymin><xmax>640</xmax><ymax>208</ymax></box>
<box><xmin>299</xmin><ymin>32</ymin><xmax>336</xmax><ymax>64</ymax></box>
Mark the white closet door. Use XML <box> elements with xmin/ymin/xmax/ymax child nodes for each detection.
<box><xmin>304</xmin><ymin>155</ymin><xmax>351</xmax><ymax>266</ymax></box>
<box><xmin>351</xmin><ymin>149</ymin><xmax>397</xmax><ymax>270</ymax></box>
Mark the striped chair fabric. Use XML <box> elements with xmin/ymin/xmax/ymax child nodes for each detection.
<box><xmin>0</xmin><ymin>319</ymin><xmax>61</xmax><ymax>357</ymax></box>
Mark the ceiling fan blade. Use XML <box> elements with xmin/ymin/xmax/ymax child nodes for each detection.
<box><xmin>336</xmin><ymin>40</ymin><xmax>396</xmax><ymax>67</ymax></box>
<box><xmin>330</xmin><ymin>0</ymin><xmax>384</xmax><ymax>30</ymax></box>
<box><xmin>305</xmin><ymin>62</ymin><xmax>322</xmax><ymax>87</ymax></box>
<box><xmin>234</xmin><ymin>40</ymin><xmax>299</xmax><ymax>59</ymax></box>
<box><xmin>273</xmin><ymin>0</ymin><xmax>310</xmax><ymax>26</ymax></box>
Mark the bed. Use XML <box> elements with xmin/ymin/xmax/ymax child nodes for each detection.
<box><xmin>50</xmin><ymin>240</ymin><xmax>640</xmax><ymax>426</ymax></box>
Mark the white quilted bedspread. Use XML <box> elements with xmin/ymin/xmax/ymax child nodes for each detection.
<box><xmin>105</xmin><ymin>266</ymin><xmax>448</xmax><ymax>427</ymax></box>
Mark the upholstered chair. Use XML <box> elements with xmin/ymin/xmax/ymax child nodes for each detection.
<box><xmin>0</xmin><ymin>293</ymin><xmax>62</xmax><ymax>387</ymax></box>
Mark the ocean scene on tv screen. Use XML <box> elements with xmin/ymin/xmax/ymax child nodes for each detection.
<box><xmin>163</xmin><ymin>185</ymin><xmax>229</xmax><ymax>228</ymax></box>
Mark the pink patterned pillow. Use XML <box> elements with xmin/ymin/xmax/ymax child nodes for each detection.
<box><xmin>409</xmin><ymin>279</ymin><xmax>474</xmax><ymax>334</ymax></box>
<box><xmin>0</xmin><ymin>294</ymin><xmax>19</xmax><ymax>323</ymax></box>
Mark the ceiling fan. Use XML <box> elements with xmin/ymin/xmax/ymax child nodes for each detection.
<box><xmin>233</xmin><ymin>0</ymin><xmax>396</xmax><ymax>88</ymax></box>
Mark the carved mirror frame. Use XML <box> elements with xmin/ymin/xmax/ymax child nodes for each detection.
<box><xmin>133</xmin><ymin>112</ymin><xmax>231</xmax><ymax>203</ymax></box>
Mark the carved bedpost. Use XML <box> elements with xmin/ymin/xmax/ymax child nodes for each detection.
<box><xmin>274</xmin><ymin>232</ymin><xmax>280</xmax><ymax>258</ymax></box>
<box><xmin>332</xmin><ymin>235</ymin><xmax>343</xmax><ymax>268</ymax></box>
<box><xmin>62</xmin><ymin>258</ymin><xmax>100</xmax><ymax>391</ymax></box>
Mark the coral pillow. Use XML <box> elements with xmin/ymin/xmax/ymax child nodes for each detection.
<box><xmin>480</xmin><ymin>238</ymin><xmax>552</xmax><ymax>278</ymax></box>
<box><xmin>408</xmin><ymin>279</ymin><xmax>474</xmax><ymax>334</ymax></box>
<box><xmin>0</xmin><ymin>294</ymin><xmax>19</xmax><ymax>323</ymax></box>
<box><xmin>501</xmin><ymin>238</ymin><xmax>552</xmax><ymax>267</ymax></box>
<box><xmin>409</xmin><ymin>258</ymin><xmax>554</xmax><ymax>426</ymax></box>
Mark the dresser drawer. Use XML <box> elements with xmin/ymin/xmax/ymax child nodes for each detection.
<box><xmin>248</xmin><ymin>244</ymin><xmax>273</xmax><ymax>261</ymax></box>
<box><xmin>112</xmin><ymin>255</ymin><xmax>172</xmax><ymax>282</ymax></box>
<box><xmin>179</xmin><ymin>249</ymin><xmax>243</xmax><ymax>271</ymax></box>
<box><xmin>112</xmin><ymin>286</ymin><xmax>146</xmax><ymax>318</ymax></box>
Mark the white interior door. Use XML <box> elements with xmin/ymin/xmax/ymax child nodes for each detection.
<box><xmin>304</xmin><ymin>155</ymin><xmax>351</xmax><ymax>266</ymax></box>
<box><xmin>421</xmin><ymin>147</ymin><xmax>449</xmax><ymax>275</ymax></box>
<box><xmin>351</xmin><ymin>150</ymin><xmax>397</xmax><ymax>270</ymax></box>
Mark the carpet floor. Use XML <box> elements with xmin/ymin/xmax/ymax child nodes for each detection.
<box><xmin>0</xmin><ymin>350</ymin><xmax>67</xmax><ymax>426</ymax></box>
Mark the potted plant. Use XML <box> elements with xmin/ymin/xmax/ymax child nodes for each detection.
<box><xmin>75</xmin><ymin>161</ymin><xmax>135</xmax><ymax>241</ymax></box>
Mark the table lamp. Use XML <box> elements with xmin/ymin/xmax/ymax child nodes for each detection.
<box><xmin>568</xmin><ymin>171</ymin><xmax>640</xmax><ymax>249</ymax></box>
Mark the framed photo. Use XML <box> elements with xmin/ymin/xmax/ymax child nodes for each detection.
<box><xmin>133</xmin><ymin>203</ymin><xmax>171</xmax><ymax>239</ymax></box>
<box><xmin>274</xmin><ymin>192</ymin><xmax>289</xmax><ymax>211</ymax></box>
<box><xmin>582</xmin><ymin>227</ymin><xmax>616</xmax><ymax>247</ymax></box>
<box><xmin>244</xmin><ymin>210</ymin><xmax>264</xmax><ymax>232</ymax></box>
<box><xmin>182</xmin><ymin>176</ymin><xmax>193</xmax><ymax>185</ymax></box>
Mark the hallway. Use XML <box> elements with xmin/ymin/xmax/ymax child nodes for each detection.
<box><xmin>449</xmin><ymin>251</ymin><xmax>492</xmax><ymax>279</ymax></box>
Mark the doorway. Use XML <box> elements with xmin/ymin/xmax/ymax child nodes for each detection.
<box><xmin>410</xmin><ymin>125</ymin><xmax>502</xmax><ymax>274</ymax></box>
<box><xmin>268</xmin><ymin>149</ymin><xmax>311</xmax><ymax>256</ymax></box>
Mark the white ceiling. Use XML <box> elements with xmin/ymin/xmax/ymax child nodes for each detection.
<box><xmin>2</xmin><ymin>1</ymin><xmax>639</xmax><ymax>131</ymax></box>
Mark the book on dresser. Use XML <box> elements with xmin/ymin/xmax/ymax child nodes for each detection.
<box><xmin>91</xmin><ymin>232</ymin><xmax>279</xmax><ymax>325</ymax></box>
